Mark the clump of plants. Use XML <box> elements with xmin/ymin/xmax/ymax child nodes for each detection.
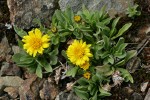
<box><xmin>13</xmin><ymin>6</ymin><xmax>137</xmax><ymax>100</ymax></box>
<box><xmin>126</xmin><ymin>4</ymin><xmax>141</xmax><ymax>18</ymax></box>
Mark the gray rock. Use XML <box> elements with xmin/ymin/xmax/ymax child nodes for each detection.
<box><xmin>59</xmin><ymin>0</ymin><xmax>134</xmax><ymax>18</ymax></box>
<box><xmin>55</xmin><ymin>91</ymin><xmax>81</xmax><ymax>100</ymax></box>
<box><xmin>0</xmin><ymin>76</ymin><xmax>23</xmax><ymax>95</ymax></box>
<box><xmin>4</xmin><ymin>87</ymin><xmax>19</xmax><ymax>99</ymax></box>
<box><xmin>0</xmin><ymin>95</ymin><xmax>9</xmax><ymax>100</ymax></box>
<box><xmin>0</xmin><ymin>62</ymin><xmax>21</xmax><ymax>76</ymax></box>
<box><xmin>7</xmin><ymin>0</ymin><xmax>134</xmax><ymax>29</ymax></box>
<box><xmin>122</xmin><ymin>87</ymin><xmax>134</xmax><ymax>98</ymax></box>
<box><xmin>40</xmin><ymin>80</ymin><xmax>59</xmax><ymax>100</ymax></box>
<box><xmin>0</xmin><ymin>36</ymin><xmax>11</xmax><ymax>61</ymax></box>
<box><xmin>7</xmin><ymin>0</ymin><xmax>59</xmax><ymax>29</ymax></box>
<box><xmin>19</xmin><ymin>75</ymin><xmax>38</xmax><ymax>100</ymax></box>
<box><xmin>144</xmin><ymin>88</ymin><xmax>150</xmax><ymax>100</ymax></box>
<box><xmin>12</xmin><ymin>45</ymin><xmax>20</xmax><ymax>54</ymax></box>
<box><xmin>130</xmin><ymin>92</ymin><xmax>143</xmax><ymax>100</ymax></box>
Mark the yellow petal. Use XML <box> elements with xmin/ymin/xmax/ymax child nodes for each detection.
<box><xmin>22</xmin><ymin>36</ymin><xmax>30</xmax><ymax>42</ymax></box>
<box><xmin>33</xmin><ymin>50</ymin><xmax>37</xmax><ymax>57</ymax></box>
<box><xmin>29</xmin><ymin>50</ymin><xmax>33</xmax><ymax>56</ymax></box>
<box><xmin>38</xmin><ymin>47</ymin><xmax>44</xmax><ymax>54</ymax></box>
<box><xmin>83</xmin><ymin>56</ymin><xmax>89</xmax><ymax>61</ymax></box>
<box><xmin>23</xmin><ymin>44</ymin><xmax>29</xmax><ymax>49</ymax></box>
<box><xmin>28</xmin><ymin>30</ymin><xmax>34</xmax><ymax>36</ymax></box>
<box><xmin>35</xmin><ymin>28</ymin><xmax>42</xmax><ymax>38</ymax></box>
<box><xmin>42</xmin><ymin>43</ymin><xmax>49</xmax><ymax>48</ymax></box>
<box><xmin>42</xmin><ymin>35</ymin><xmax>50</xmax><ymax>42</ymax></box>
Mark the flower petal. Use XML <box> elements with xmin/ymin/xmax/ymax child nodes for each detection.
<box><xmin>38</xmin><ymin>47</ymin><xmax>44</xmax><ymax>54</ymax></box>
<box><xmin>33</xmin><ymin>50</ymin><xmax>37</xmax><ymax>57</ymax></box>
<box><xmin>42</xmin><ymin>35</ymin><xmax>50</xmax><ymax>42</ymax></box>
<box><xmin>42</xmin><ymin>43</ymin><xmax>49</xmax><ymax>48</ymax></box>
<box><xmin>35</xmin><ymin>28</ymin><xmax>42</xmax><ymax>38</ymax></box>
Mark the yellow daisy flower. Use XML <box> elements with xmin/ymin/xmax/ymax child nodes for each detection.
<box><xmin>80</xmin><ymin>62</ymin><xmax>90</xmax><ymax>70</ymax></box>
<box><xmin>83</xmin><ymin>72</ymin><xmax>91</xmax><ymax>79</ymax></box>
<box><xmin>22</xmin><ymin>28</ymin><xmax>50</xmax><ymax>57</ymax></box>
<box><xmin>66</xmin><ymin>40</ymin><xmax>93</xmax><ymax>66</ymax></box>
<box><xmin>74</xmin><ymin>15</ymin><xmax>81</xmax><ymax>22</ymax></box>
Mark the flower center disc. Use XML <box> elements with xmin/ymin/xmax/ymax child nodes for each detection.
<box><xmin>30</xmin><ymin>38</ymin><xmax>42</xmax><ymax>49</ymax></box>
<box><xmin>74</xmin><ymin>47</ymin><xmax>84</xmax><ymax>58</ymax></box>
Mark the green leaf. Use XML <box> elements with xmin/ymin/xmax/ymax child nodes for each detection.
<box><xmin>91</xmin><ymin>91</ymin><xmax>97</xmax><ymax>100</ymax></box>
<box><xmin>65</xmin><ymin>7</ymin><xmax>74</xmax><ymax>24</ymax></box>
<box><xmin>66</xmin><ymin>66</ymin><xmax>79</xmax><ymax>77</ymax></box>
<box><xmin>82</xmin><ymin>5</ymin><xmax>90</xmax><ymax>19</ymax></box>
<box><xmin>90</xmin><ymin>87</ymin><xmax>98</xmax><ymax>95</ymax></box>
<box><xmin>61</xmin><ymin>13</ymin><xmax>70</xmax><ymax>25</ymax></box>
<box><xmin>115</xmin><ymin>37</ymin><xmax>125</xmax><ymax>50</ymax></box>
<box><xmin>27</xmin><ymin>66</ymin><xmax>36</xmax><ymax>73</ymax></box>
<box><xmin>115</xmin><ymin>59</ymin><xmax>125</xmax><ymax>67</ymax></box>
<box><xmin>112</xmin><ymin>17</ymin><xmax>120</xmax><ymax>28</ymax></box>
<box><xmin>108</xmin><ymin>55</ymin><xmax>114</xmax><ymax>64</ymax></box>
<box><xmin>88</xmin><ymin>84</ymin><xmax>94</xmax><ymax>91</ymax></box>
<box><xmin>111</xmin><ymin>23</ymin><xmax>132</xmax><ymax>40</ymax></box>
<box><xmin>117</xmin><ymin>68</ymin><xmax>134</xmax><ymax>83</ymax></box>
<box><xmin>36</xmin><ymin>59</ymin><xmax>53</xmax><ymax>72</ymax></box>
<box><xmin>92</xmin><ymin>75</ymin><xmax>100</xmax><ymax>83</ymax></box>
<box><xmin>12</xmin><ymin>53</ymin><xmax>34</xmax><ymax>66</ymax></box>
<box><xmin>101</xmin><ymin>18</ymin><xmax>112</xmax><ymax>25</ymax></box>
<box><xmin>12</xmin><ymin>53</ymin><xmax>23</xmax><ymax>63</ymax></box>
<box><xmin>50</xmin><ymin>55</ymin><xmax>58</xmax><ymax>65</ymax></box>
<box><xmin>73</xmin><ymin>30</ymin><xmax>83</xmax><ymax>39</ymax></box>
<box><xmin>118</xmin><ymin>44</ymin><xmax>127</xmax><ymax>53</ymax></box>
<box><xmin>96</xmin><ymin>22</ymin><xmax>109</xmax><ymax>30</ymax></box>
<box><xmin>114</xmin><ymin>51</ymin><xmax>126</xmax><ymax>59</ymax></box>
<box><xmin>61</xmin><ymin>50</ymin><xmax>67</xmax><ymax>59</ymax></box>
<box><xmin>17</xmin><ymin>39</ymin><xmax>23</xmax><ymax>49</ymax></box>
<box><xmin>79</xmin><ymin>26</ymin><xmax>92</xmax><ymax>32</ymax></box>
<box><xmin>83</xmin><ymin>32</ymin><xmax>94</xmax><ymax>42</ymax></box>
<box><xmin>36</xmin><ymin>65</ymin><xmax>42</xmax><ymax>78</ymax></box>
<box><xmin>59</xmin><ymin>28</ymin><xmax>71</xmax><ymax>33</ymax></box>
<box><xmin>74</xmin><ymin>86</ymin><xmax>88</xmax><ymax>91</ymax></box>
<box><xmin>96</xmin><ymin>65</ymin><xmax>114</xmax><ymax>76</ymax></box>
<box><xmin>49</xmin><ymin>48</ymin><xmax>58</xmax><ymax>56</ymax></box>
<box><xmin>60</xmin><ymin>36</ymin><xmax>66</xmax><ymax>42</ymax></box>
<box><xmin>74</xmin><ymin>87</ymin><xmax>89</xmax><ymax>100</ymax></box>
<box><xmin>54</xmin><ymin>10</ymin><xmax>64</xmax><ymax>23</ymax></box>
<box><xmin>14</xmin><ymin>26</ymin><xmax>27</xmax><ymax>38</ymax></box>
<box><xmin>51</xmin><ymin>35</ymin><xmax>59</xmax><ymax>45</ymax></box>
<box><xmin>44</xmin><ymin>63</ymin><xmax>53</xmax><ymax>72</ymax></box>
<box><xmin>77</xmin><ymin>77</ymin><xmax>89</xmax><ymax>85</ymax></box>
<box><xmin>125</xmin><ymin>50</ymin><xmax>137</xmax><ymax>62</ymax></box>
<box><xmin>100</xmin><ymin>51</ymin><xmax>109</xmax><ymax>59</ymax></box>
<box><xmin>103</xmin><ymin>35</ymin><xmax>110</xmax><ymax>50</ymax></box>
<box><xmin>110</xmin><ymin>17</ymin><xmax>120</xmax><ymax>37</ymax></box>
<box><xmin>33</xmin><ymin>18</ymin><xmax>42</xmax><ymax>27</ymax></box>
<box><xmin>51</xmin><ymin>14</ymin><xmax>57</xmax><ymax>25</ymax></box>
<box><xmin>20</xmin><ymin>55</ymin><xmax>34</xmax><ymax>63</ymax></box>
<box><xmin>99</xmin><ymin>6</ymin><xmax>106</xmax><ymax>20</ymax></box>
<box><xmin>99</xmin><ymin>88</ymin><xmax>111</xmax><ymax>97</ymax></box>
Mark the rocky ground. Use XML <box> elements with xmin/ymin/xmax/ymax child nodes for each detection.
<box><xmin>0</xmin><ymin>0</ymin><xmax>150</xmax><ymax>100</ymax></box>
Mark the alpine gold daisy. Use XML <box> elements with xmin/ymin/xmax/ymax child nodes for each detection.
<box><xmin>22</xmin><ymin>28</ymin><xmax>50</xmax><ymax>57</ymax></box>
<box><xmin>66</xmin><ymin>39</ymin><xmax>93</xmax><ymax>66</ymax></box>
<box><xmin>80</xmin><ymin>61</ymin><xmax>90</xmax><ymax>70</ymax></box>
<box><xmin>83</xmin><ymin>72</ymin><xmax>91</xmax><ymax>79</ymax></box>
<box><xmin>74</xmin><ymin>15</ymin><xmax>81</xmax><ymax>22</ymax></box>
